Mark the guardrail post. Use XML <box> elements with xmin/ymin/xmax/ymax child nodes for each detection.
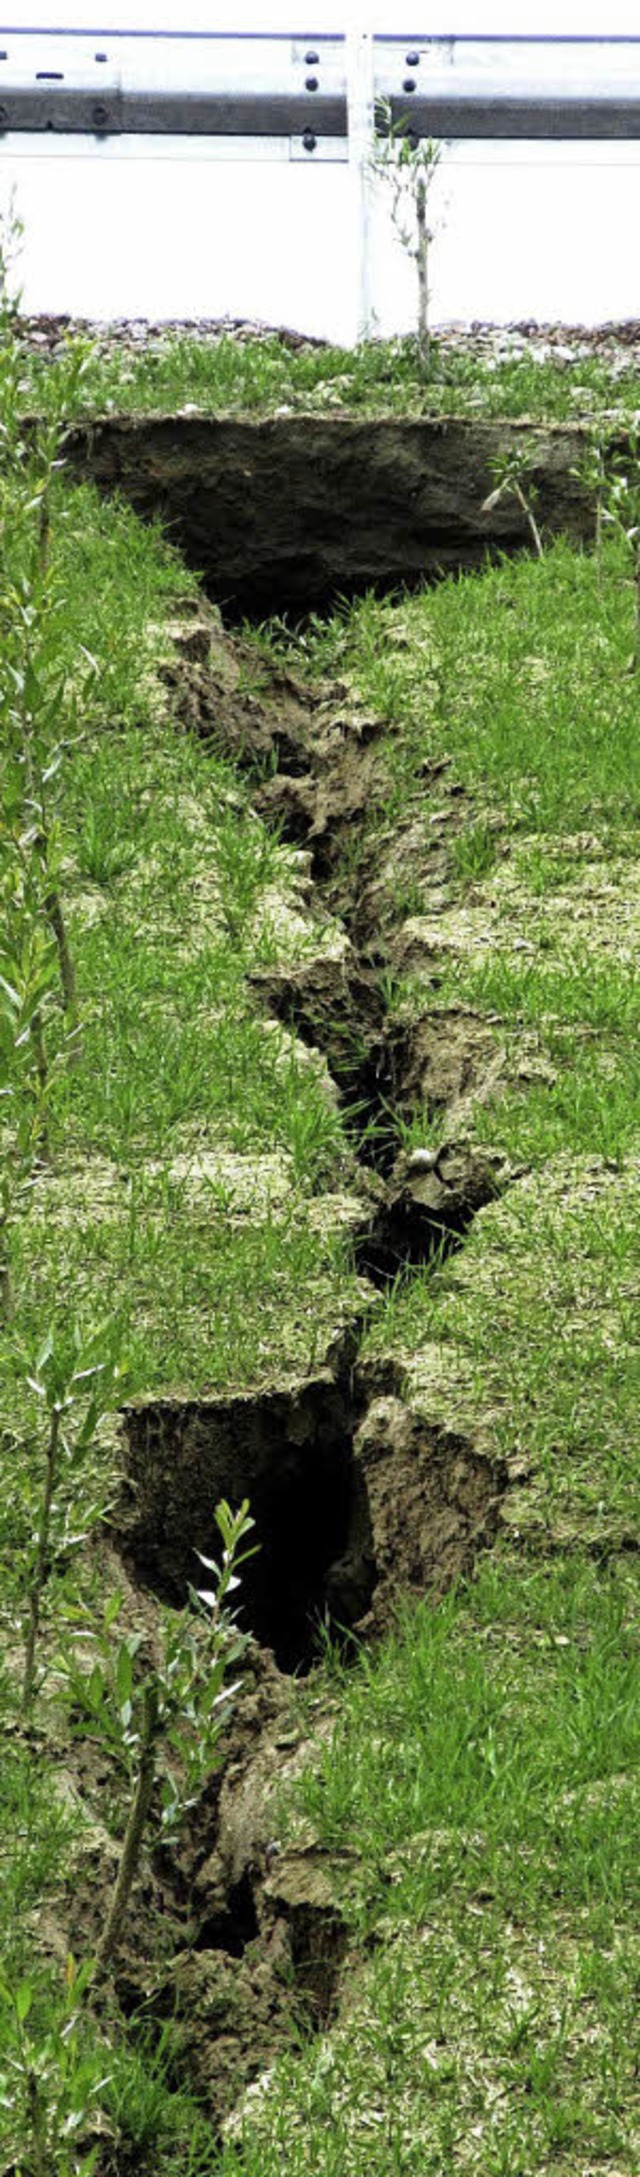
<box><xmin>347</xmin><ymin>24</ymin><xmax>375</xmax><ymax>343</ymax></box>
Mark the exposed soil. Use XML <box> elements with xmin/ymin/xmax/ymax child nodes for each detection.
<box><xmin>60</xmin><ymin>1631</ymin><xmax>353</xmax><ymax>2136</ymax></box>
<box><xmin>65</xmin><ymin>410</ymin><xmax>599</xmax><ymax>617</ymax></box>
<box><xmin>89</xmin><ymin>1358</ymin><xmax>504</xmax><ymax>2137</ymax></box>
<box><xmin>116</xmin><ymin>1326</ymin><xmax>368</xmax><ymax>1676</ymax></box>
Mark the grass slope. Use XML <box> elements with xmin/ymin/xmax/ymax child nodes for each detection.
<box><xmin>225</xmin><ymin>533</ymin><xmax>640</xmax><ymax>2174</ymax></box>
<box><xmin>2</xmin><ymin>350</ymin><xmax>640</xmax><ymax>2175</ymax></box>
<box><xmin>0</xmin><ymin>473</ymin><xmax>362</xmax><ymax>2172</ymax></box>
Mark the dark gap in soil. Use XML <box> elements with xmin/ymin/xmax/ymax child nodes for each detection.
<box><xmin>191</xmin><ymin>1873</ymin><xmax>259</xmax><ymax>1958</ymax></box>
<box><xmin>115</xmin><ymin>1351</ymin><xmax>376</xmax><ymax>1676</ymax></box>
<box><xmin>286</xmin><ymin>1904</ymin><xmax>349</xmax><ymax>2030</ymax></box>
<box><xmin>354</xmin><ymin>1144</ymin><xmax>507</xmax><ymax>1287</ymax></box>
<box><xmin>213</xmin><ymin>561</ymin><xmax>458</xmax><ymax>626</ymax></box>
<box><xmin>354</xmin><ymin>1199</ymin><xmax>474</xmax><ymax>1286</ymax></box>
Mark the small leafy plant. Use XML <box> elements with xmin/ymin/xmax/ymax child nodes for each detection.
<box><xmin>0</xmin><ymin>914</ymin><xmax>61</xmax><ymax>1314</ymax></box>
<box><xmin>571</xmin><ymin>432</ymin><xmax>608</xmax><ymax>591</ymax></box>
<box><xmin>482</xmin><ymin>446</ymin><xmax>544</xmax><ymax>557</ymax></box>
<box><xmin>599</xmin><ymin>431</ymin><xmax>640</xmax><ymax>669</ymax></box>
<box><xmin>573</xmin><ymin>425</ymin><xmax>640</xmax><ymax>665</ymax></box>
<box><xmin>0</xmin><ymin>1958</ymin><xmax>110</xmax><ymax>2177</ymax></box>
<box><xmin>0</xmin><ymin>205</ymin><xmax>98</xmax><ymax>1064</ymax></box>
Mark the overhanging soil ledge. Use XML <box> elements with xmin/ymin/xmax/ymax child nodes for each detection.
<box><xmin>63</xmin><ymin>412</ymin><xmax>604</xmax><ymax>615</ymax></box>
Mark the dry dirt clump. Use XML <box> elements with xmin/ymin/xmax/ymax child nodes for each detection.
<box><xmin>163</xmin><ymin>607</ymin><xmax>393</xmax><ymax>874</ymax></box>
<box><xmin>326</xmin><ymin>1394</ymin><xmax>505</xmax><ymax>1634</ymax></box>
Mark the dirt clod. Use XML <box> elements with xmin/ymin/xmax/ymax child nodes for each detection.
<box><xmin>357</xmin><ymin>1141</ymin><xmax>508</xmax><ymax>1282</ymax></box>
<box><xmin>337</xmin><ymin>1395</ymin><xmax>507</xmax><ymax>1630</ymax></box>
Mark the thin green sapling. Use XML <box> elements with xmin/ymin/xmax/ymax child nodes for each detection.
<box><xmin>370</xmin><ymin>97</ymin><xmax>442</xmax><ymax>378</ymax></box>
<box><xmin>0</xmin><ymin>961</ymin><xmax>52</xmax><ymax>1315</ymax></box>
<box><xmin>571</xmin><ymin>433</ymin><xmax>608</xmax><ymax>594</ymax></box>
<box><xmin>599</xmin><ymin>431</ymin><xmax>640</xmax><ymax>669</ymax></box>
<box><xmin>571</xmin><ymin>427</ymin><xmax>640</xmax><ymax>665</ymax></box>
<box><xmin>18</xmin><ymin>1322</ymin><xmax>123</xmax><ymax>1710</ymax></box>
<box><xmin>57</xmin><ymin>1499</ymin><xmax>256</xmax><ymax>1973</ymax></box>
<box><xmin>0</xmin><ymin>207</ymin><xmax>97</xmax><ymax>1042</ymax></box>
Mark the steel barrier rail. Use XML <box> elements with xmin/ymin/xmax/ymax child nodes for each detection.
<box><xmin>1</xmin><ymin>32</ymin><xmax>640</xmax><ymax>142</ymax></box>
<box><xmin>3</xmin><ymin>29</ymin><xmax>640</xmax><ymax>340</ymax></box>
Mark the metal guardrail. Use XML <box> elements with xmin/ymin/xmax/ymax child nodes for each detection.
<box><xmin>3</xmin><ymin>31</ymin><xmax>640</xmax><ymax>339</ymax></box>
<box><xmin>1</xmin><ymin>33</ymin><xmax>640</xmax><ymax>144</ymax></box>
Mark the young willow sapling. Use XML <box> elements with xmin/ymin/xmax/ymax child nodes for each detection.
<box><xmin>572</xmin><ymin>426</ymin><xmax>640</xmax><ymax>667</ymax></box>
<box><xmin>369</xmin><ymin>98</ymin><xmax>442</xmax><ymax>378</ymax></box>
<box><xmin>0</xmin><ymin>1959</ymin><xmax>109</xmax><ymax>2177</ymax></box>
<box><xmin>597</xmin><ymin>430</ymin><xmax>640</xmax><ymax>669</ymax></box>
<box><xmin>0</xmin><ymin>205</ymin><xmax>97</xmax><ymax>1055</ymax></box>
<box><xmin>56</xmin><ymin>1499</ymin><xmax>256</xmax><ymax>1973</ymax></box>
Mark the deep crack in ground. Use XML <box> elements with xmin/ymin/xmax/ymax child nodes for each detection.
<box><xmin>103</xmin><ymin>603</ymin><xmax>512</xmax><ymax>2143</ymax></box>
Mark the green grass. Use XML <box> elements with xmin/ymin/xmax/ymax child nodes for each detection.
<box><xmin>291</xmin><ymin>534</ymin><xmax>640</xmax><ymax>830</ymax></box>
<box><xmin>1</xmin><ymin>480</ymin><xmax>358</xmax><ymax>1429</ymax></box>
<box><xmin>0</xmin><ymin>1729</ymin><xmax>78</xmax><ymax>1968</ymax></box>
<box><xmin>4</xmin><ymin>344</ymin><xmax>640</xmax><ymax>2173</ymax></box>
<box><xmin>366</xmin><ymin>1164</ymin><xmax>640</xmax><ymax>1535</ymax></box>
<box><xmin>0</xmin><ymin>459</ymin><xmax>363</xmax><ymax>2170</ymax></box>
<box><xmin>218</xmin><ymin>1555</ymin><xmax>640</xmax><ymax>2174</ymax></box>
<box><xmin>473</xmin><ymin>1033</ymin><xmax>640</xmax><ymax>1163</ymax></box>
<box><xmin>213</xmin><ymin>520</ymin><xmax>640</xmax><ymax>2173</ymax></box>
<box><xmin>295</xmin><ymin>1556</ymin><xmax>639</xmax><ymax>1903</ymax></box>
<box><xmin>19</xmin><ymin>327</ymin><xmax>640</xmax><ymax>427</ymax></box>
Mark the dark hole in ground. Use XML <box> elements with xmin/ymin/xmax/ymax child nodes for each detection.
<box><xmin>354</xmin><ymin>1200</ymin><xmax>471</xmax><ymax>1286</ymax></box>
<box><xmin>209</xmin><ymin>537</ymin><xmax>538</xmax><ymax>626</ymax></box>
<box><xmin>116</xmin><ymin>1366</ymin><xmax>375</xmax><ymax>1676</ymax></box>
<box><xmin>232</xmin><ymin>1434</ymin><xmax>358</xmax><ymax>1671</ymax></box>
<box><xmin>287</xmin><ymin>1904</ymin><xmax>349</xmax><ymax>2029</ymax></box>
<box><xmin>213</xmin><ymin>562</ymin><xmax>448</xmax><ymax>626</ymax></box>
<box><xmin>193</xmin><ymin>1874</ymin><xmax>259</xmax><ymax>1958</ymax></box>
